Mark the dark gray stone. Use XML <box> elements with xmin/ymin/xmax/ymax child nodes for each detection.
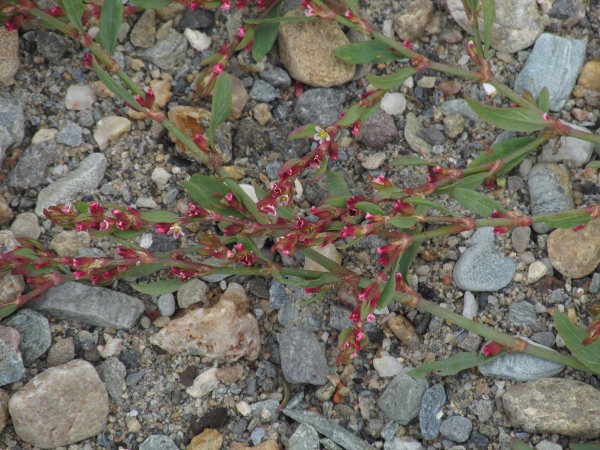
<box><xmin>36</xmin><ymin>31</ymin><xmax>68</xmax><ymax>62</ymax></box>
<box><xmin>289</xmin><ymin>423</ymin><xmax>319</xmax><ymax>449</ymax></box>
<box><xmin>233</xmin><ymin>117</ymin><xmax>273</xmax><ymax>155</ymax></box>
<box><xmin>419</xmin><ymin>384</ymin><xmax>446</xmax><ymax>440</ymax></box>
<box><xmin>514</xmin><ymin>33</ymin><xmax>586</xmax><ymax>112</ymax></box>
<box><xmin>3</xmin><ymin>310</ymin><xmax>51</xmax><ymax>366</ymax></box>
<box><xmin>528</xmin><ymin>163</ymin><xmax>574</xmax><ymax>233</ymax></box>
<box><xmin>329</xmin><ymin>305</ymin><xmax>353</xmax><ymax>331</ymax></box>
<box><xmin>125</xmin><ymin>370</ymin><xmax>145</xmax><ymax>386</ymax></box>
<box><xmin>294</xmin><ymin>89</ymin><xmax>346</xmax><ymax>126</ymax></box>
<box><xmin>549</xmin><ymin>0</ymin><xmax>575</xmax><ymax>20</ymax></box>
<box><xmin>96</xmin><ymin>357</ymin><xmax>127</xmax><ymax>401</ymax></box>
<box><xmin>508</xmin><ymin>301</ymin><xmax>537</xmax><ymax>326</ymax></box>
<box><xmin>0</xmin><ymin>90</ymin><xmax>25</xmax><ymax>167</ymax></box>
<box><xmin>357</xmin><ymin>109</ymin><xmax>397</xmax><ymax>149</ymax></box>
<box><xmin>57</xmin><ymin>121</ymin><xmax>83</xmax><ymax>147</ymax></box>
<box><xmin>178</xmin><ymin>8</ymin><xmax>214</xmax><ymax>30</ymax></box>
<box><xmin>139</xmin><ymin>435</ymin><xmax>179</xmax><ymax>450</ymax></box>
<box><xmin>439</xmin><ymin>99</ymin><xmax>480</xmax><ymax>122</ymax></box>
<box><xmin>260</xmin><ymin>67</ymin><xmax>292</xmax><ymax>89</ymax></box>
<box><xmin>137</xmin><ymin>29</ymin><xmax>188</xmax><ymax>70</ymax></box>
<box><xmin>378</xmin><ymin>368</ymin><xmax>429</xmax><ymax>425</ymax></box>
<box><xmin>269</xmin><ymin>280</ymin><xmax>287</xmax><ymax>309</ymax></box>
<box><xmin>7</xmin><ymin>139</ymin><xmax>59</xmax><ymax>190</ymax></box>
<box><xmin>439</xmin><ymin>416</ymin><xmax>472</xmax><ymax>443</ymax></box>
<box><xmin>417</xmin><ymin>127</ymin><xmax>446</xmax><ymax>145</ymax></box>
<box><xmin>249</xmin><ymin>79</ymin><xmax>279</xmax><ymax>102</ymax></box>
<box><xmin>0</xmin><ymin>326</ymin><xmax>25</xmax><ymax>386</ymax></box>
<box><xmin>278</xmin><ymin>327</ymin><xmax>328</xmax><ymax>385</ymax></box>
<box><xmin>31</xmin><ymin>281</ymin><xmax>144</xmax><ymax>330</ymax></box>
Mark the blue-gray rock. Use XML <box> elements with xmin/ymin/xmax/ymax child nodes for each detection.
<box><xmin>514</xmin><ymin>33</ymin><xmax>586</xmax><ymax>111</ymax></box>
<box><xmin>57</xmin><ymin>121</ymin><xmax>83</xmax><ymax>147</ymax></box>
<box><xmin>137</xmin><ymin>29</ymin><xmax>188</xmax><ymax>70</ymax></box>
<box><xmin>378</xmin><ymin>368</ymin><xmax>429</xmax><ymax>425</ymax></box>
<box><xmin>250</xmin><ymin>399</ymin><xmax>279</xmax><ymax>421</ymax></box>
<box><xmin>8</xmin><ymin>139</ymin><xmax>60</xmax><ymax>189</ymax></box>
<box><xmin>260</xmin><ymin>67</ymin><xmax>292</xmax><ymax>89</ymax></box>
<box><xmin>0</xmin><ymin>90</ymin><xmax>25</xmax><ymax>166</ymax></box>
<box><xmin>439</xmin><ymin>99</ymin><xmax>480</xmax><ymax>122</ymax></box>
<box><xmin>157</xmin><ymin>293</ymin><xmax>176</xmax><ymax>317</ymax></box>
<box><xmin>36</xmin><ymin>31</ymin><xmax>68</xmax><ymax>62</ymax></box>
<box><xmin>3</xmin><ymin>310</ymin><xmax>51</xmax><ymax>366</ymax></box>
<box><xmin>294</xmin><ymin>89</ymin><xmax>346</xmax><ymax>126</ymax></box>
<box><xmin>125</xmin><ymin>370</ymin><xmax>145</xmax><ymax>386</ymax></box>
<box><xmin>278</xmin><ymin>327</ymin><xmax>328</xmax><ymax>385</ymax></box>
<box><xmin>439</xmin><ymin>416</ymin><xmax>472</xmax><ymax>443</ymax></box>
<box><xmin>0</xmin><ymin>326</ymin><xmax>25</xmax><ymax>386</ymax></box>
<box><xmin>34</xmin><ymin>153</ymin><xmax>107</xmax><ymax>217</ymax></box>
<box><xmin>508</xmin><ymin>301</ymin><xmax>537</xmax><ymax>326</ymax></box>
<box><xmin>527</xmin><ymin>163</ymin><xmax>574</xmax><ymax>233</ymax></box>
<box><xmin>283</xmin><ymin>408</ymin><xmax>376</xmax><ymax>450</ymax></box>
<box><xmin>419</xmin><ymin>383</ymin><xmax>446</xmax><ymax>440</ymax></box>
<box><xmin>178</xmin><ymin>8</ymin><xmax>214</xmax><ymax>30</ymax></box>
<box><xmin>250</xmin><ymin>427</ymin><xmax>266</xmax><ymax>446</ymax></box>
<box><xmin>139</xmin><ymin>435</ymin><xmax>179</xmax><ymax>450</ymax></box>
<box><xmin>479</xmin><ymin>338</ymin><xmax>564</xmax><ymax>381</ymax></box>
<box><xmin>96</xmin><ymin>357</ymin><xmax>127</xmax><ymax>401</ymax></box>
<box><xmin>249</xmin><ymin>79</ymin><xmax>279</xmax><ymax>102</ymax></box>
<box><xmin>31</xmin><ymin>281</ymin><xmax>144</xmax><ymax>330</ymax></box>
<box><xmin>274</xmin><ymin>281</ymin><xmax>321</xmax><ymax>331</ymax></box>
<box><xmin>329</xmin><ymin>304</ymin><xmax>353</xmax><ymax>331</ymax></box>
<box><xmin>591</xmin><ymin>273</ymin><xmax>600</xmax><ymax>294</ymax></box>
<box><xmin>357</xmin><ymin>108</ymin><xmax>397</xmax><ymax>149</ymax></box>
<box><xmin>453</xmin><ymin>227</ymin><xmax>516</xmax><ymax>292</ymax></box>
<box><xmin>289</xmin><ymin>423</ymin><xmax>319</xmax><ymax>449</ymax></box>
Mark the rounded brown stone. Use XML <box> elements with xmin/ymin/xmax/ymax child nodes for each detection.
<box><xmin>578</xmin><ymin>60</ymin><xmax>600</xmax><ymax>93</ymax></box>
<box><xmin>547</xmin><ymin>217</ymin><xmax>600</xmax><ymax>279</ymax></box>
<box><xmin>0</xmin><ymin>28</ymin><xmax>19</xmax><ymax>84</ymax></box>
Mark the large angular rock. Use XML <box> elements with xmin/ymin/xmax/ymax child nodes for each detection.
<box><xmin>8</xmin><ymin>360</ymin><xmax>109</xmax><ymax>448</ymax></box>
<box><xmin>8</xmin><ymin>139</ymin><xmax>60</xmax><ymax>189</ymax></box>
<box><xmin>31</xmin><ymin>281</ymin><xmax>144</xmax><ymax>330</ymax></box>
<box><xmin>150</xmin><ymin>283</ymin><xmax>260</xmax><ymax>362</ymax></box>
<box><xmin>278</xmin><ymin>327</ymin><xmax>328</xmax><ymax>385</ymax></box>
<box><xmin>378</xmin><ymin>368</ymin><xmax>429</xmax><ymax>425</ymax></box>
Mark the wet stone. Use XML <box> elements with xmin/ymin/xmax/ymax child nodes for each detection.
<box><xmin>419</xmin><ymin>383</ymin><xmax>446</xmax><ymax>440</ymax></box>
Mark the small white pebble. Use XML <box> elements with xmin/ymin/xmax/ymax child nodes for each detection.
<box><xmin>482</xmin><ymin>83</ymin><xmax>497</xmax><ymax>96</ymax></box>
<box><xmin>237</xmin><ymin>401</ymin><xmax>252</xmax><ymax>416</ymax></box>
<box><xmin>462</xmin><ymin>291</ymin><xmax>478</xmax><ymax>320</ymax></box>
<box><xmin>184</xmin><ymin>28</ymin><xmax>212</xmax><ymax>51</ymax></box>
<box><xmin>380</xmin><ymin>92</ymin><xmax>407</xmax><ymax>116</ymax></box>
<box><xmin>139</xmin><ymin>233</ymin><xmax>153</xmax><ymax>249</ymax></box>
<box><xmin>65</xmin><ymin>85</ymin><xmax>95</xmax><ymax>110</ymax></box>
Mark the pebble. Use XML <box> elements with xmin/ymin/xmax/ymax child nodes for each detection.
<box><xmin>260</xmin><ymin>67</ymin><xmax>292</xmax><ymax>89</ymax></box>
<box><xmin>186</xmin><ymin>367</ymin><xmax>220</xmax><ymax>398</ymax></box>
<box><xmin>508</xmin><ymin>301</ymin><xmax>538</xmax><ymax>326</ymax></box>
<box><xmin>294</xmin><ymin>88</ymin><xmax>346</xmax><ymax>126</ymax></box>
<box><xmin>184</xmin><ymin>28</ymin><xmax>211</xmax><ymax>51</ymax></box>
<box><xmin>253</xmin><ymin>103</ymin><xmax>273</xmax><ymax>125</ymax></box>
<box><xmin>393</xmin><ymin>0</ymin><xmax>434</xmax><ymax>41</ymax></box>
<box><xmin>419</xmin><ymin>383</ymin><xmax>446</xmax><ymax>440</ymax></box>
<box><xmin>33</xmin><ymin>281</ymin><xmax>144</xmax><ymax>329</ymax></box>
<box><xmin>458</xmin><ymin>331</ymin><xmax>483</xmax><ymax>352</ymax></box>
<box><xmin>539</xmin><ymin>122</ymin><xmax>595</xmax><ymax>164</ymax></box>
<box><xmin>136</xmin><ymin>197</ymin><xmax>157</xmax><ymax>208</ymax></box>
<box><xmin>442</xmin><ymin>113</ymin><xmax>465</xmax><ymax>139</ymax></box>
<box><xmin>94</xmin><ymin>116</ymin><xmax>132</xmax><ymax>150</ymax></box>
<box><xmin>591</xmin><ymin>272</ymin><xmax>600</xmax><ymax>294</ymax></box>
<box><xmin>0</xmin><ymin>28</ymin><xmax>19</xmax><ymax>84</ymax></box>
<box><xmin>404</xmin><ymin>113</ymin><xmax>433</xmax><ymax>153</ymax></box>
<box><xmin>439</xmin><ymin>416</ymin><xmax>472</xmax><ymax>443</ymax></box>
<box><xmin>0</xmin><ymin>389</ymin><xmax>8</xmax><ymax>434</ymax></box>
<box><xmin>57</xmin><ymin>121</ymin><xmax>83</xmax><ymax>147</ymax></box>
<box><xmin>439</xmin><ymin>99</ymin><xmax>480</xmax><ymax>122</ymax></box>
<box><xmin>289</xmin><ymin>423</ymin><xmax>319</xmax><ymax>449</ymax></box>
<box><xmin>547</xmin><ymin>217</ymin><xmax>600</xmax><ymax>278</ymax></box>
<box><xmin>151</xmin><ymin>166</ymin><xmax>171</xmax><ymax>188</ymax></box>
<box><xmin>179</xmin><ymin>8</ymin><xmax>214</xmax><ymax>30</ymax></box>
<box><xmin>0</xmin><ymin>326</ymin><xmax>25</xmax><ymax>386</ymax></box>
<box><xmin>378</xmin><ymin>368</ymin><xmax>429</xmax><ymax>425</ymax></box>
<box><xmin>392</xmin><ymin>436</ymin><xmax>424</xmax><ymax>450</ymax></box>
<box><xmin>511</xmin><ymin>227</ymin><xmax>531</xmax><ymax>253</ymax></box>
<box><xmin>158</xmin><ymin>293</ymin><xmax>176</xmax><ymax>316</ymax></box>
<box><xmin>96</xmin><ymin>356</ymin><xmax>127</xmax><ymax>401</ymax></box>
<box><xmin>0</xmin><ymin>90</ymin><xmax>25</xmax><ymax>166</ymax></box>
<box><xmin>527</xmin><ymin>261</ymin><xmax>548</xmax><ymax>284</ymax></box>
<box><xmin>514</xmin><ymin>33</ymin><xmax>586</xmax><ymax>111</ymax></box>
<box><xmin>503</xmin><ymin>378</ymin><xmax>600</xmax><ymax>438</ymax></box>
<box><xmin>50</xmin><ymin>230</ymin><xmax>91</xmax><ymax>257</ymax></box>
<box><xmin>278</xmin><ymin>8</ymin><xmax>354</xmax><ymax>87</ymax></box>
<box><xmin>249</xmin><ymin>79</ymin><xmax>279</xmax><ymax>102</ymax></box>
<box><xmin>418</xmin><ymin>127</ymin><xmax>446</xmax><ymax>145</ymax></box>
<box><xmin>303</xmin><ymin>243</ymin><xmax>342</xmax><ymax>272</ymax></box>
<box><xmin>361</xmin><ymin>152</ymin><xmax>386</xmax><ymax>170</ymax></box>
<box><xmin>380</xmin><ymin>92</ymin><xmax>406</xmax><ymax>115</ymax></box>
<box><xmin>373</xmin><ymin>356</ymin><xmax>404</xmax><ymax>377</ymax></box>
<box><xmin>8</xmin><ymin>360</ymin><xmax>109</xmax><ymax>448</ymax></box>
<box><xmin>358</xmin><ymin>108</ymin><xmax>397</xmax><ymax>149</ymax></box>
<box><xmin>436</xmin><ymin>80</ymin><xmax>462</xmax><ymax>96</ymax></box>
<box><xmin>578</xmin><ymin>60</ymin><xmax>600</xmax><ymax>92</ymax></box>
<box><xmin>2</xmin><ymin>310</ymin><xmax>51</xmax><ymax>366</ymax></box>
<box><xmin>278</xmin><ymin>327</ymin><xmax>328</xmax><ymax>385</ymax></box>
<box><xmin>139</xmin><ymin>434</ymin><xmax>180</xmax><ymax>450</ymax></box>
<box><xmin>150</xmin><ymin>283</ymin><xmax>260</xmax><ymax>361</ymax></box>
<box><xmin>8</xmin><ymin>139</ymin><xmax>59</xmax><ymax>189</ymax></box>
<box><xmin>65</xmin><ymin>85</ymin><xmax>95</xmax><ymax>110</ymax></box>
<box><xmin>462</xmin><ymin>291</ymin><xmax>477</xmax><ymax>319</ymax></box>
<box><xmin>527</xmin><ymin>163</ymin><xmax>574</xmax><ymax>233</ymax></box>
<box><xmin>387</xmin><ymin>314</ymin><xmax>420</xmax><ymax>349</ymax></box>
<box><xmin>137</xmin><ymin>29</ymin><xmax>188</xmax><ymax>70</ymax></box>
<box><xmin>446</xmin><ymin>0</ymin><xmax>543</xmax><ymax>53</ymax></box>
<box><xmin>453</xmin><ymin>227</ymin><xmax>516</xmax><ymax>292</ymax></box>
<box><xmin>0</xmin><ymin>193</ymin><xmax>13</xmax><ymax>226</ymax></box>
<box><xmin>176</xmin><ymin>278</ymin><xmax>208</xmax><ymax>308</ymax></box>
<box><xmin>130</xmin><ymin>9</ymin><xmax>156</xmax><ymax>48</ymax></box>
<box><xmin>230</xmin><ymin>74</ymin><xmax>249</xmax><ymax>120</ymax></box>
<box><xmin>46</xmin><ymin>337</ymin><xmax>75</xmax><ymax>367</ymax></box>
<box><xmin>0</xmin><ymin>231</ymin><xmax>25</xmax><ymax>306</ymax></box>
<box><xmin>36</xmin><ymin>31</ymin><xmax>68</xmax><ymax>62</ymax></box>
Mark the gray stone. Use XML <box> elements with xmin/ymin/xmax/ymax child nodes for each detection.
<box><xmin>36</xmin><ymin>31</ymin><xmax>68</xmax><ymax>62</ymax></box>
<box><xmin>439</xmin><ymin>416</ymin><xmax>472</xmax><ymax>443</ymax></box>
<box><xmin>530</xmin><ymin>331</ymin><xmax>555</xmax><ymax>348</ymax></box>
<box><xmin>96</xmin><ymin>357</ymin><xmax>127</xmax><ymax>401</ymax></box>
<box><xmin>249</xmin><ymin>79</ymin><xmax>279</xmax><ymax>102</ymax></box>
<box><xmin>294</xmin><ymin>88</ymin><xmax>346</xmax><ymax>126</ymax></box>
<box><xmin>329</xmin><ymin>304</ymin><xmax>353</xmax><ymax>331</ymax></box>
<box><xmin>57</xmin><ymin>121</ymin><xmax>83</xmax><ymax>147</ymax></box>
<box><xmin>283</xmin><ymin>408</ymin><xmax>376</xmax><ymax>450</ymax></box>
<box><xmin>508</xmin><ymin>301</ymin><xmax>538</xmax><ymax>326</ymax></box>
<box><xmin>478</xmin><ymin>338</ymin><xmax>564</xmax><ymax>381</ymax></box>
<box><xmin>417</xmin><ymin>127</ymin><xmax>446</xmax><ymax>145</ymax></box>
<box><xmin>458</xmin><ymin>331</ymin><xmax>483</xmax><ymax>352</ymax></box>
<box><xmin>540</xmin><ymin>123</ymin><xmax>596</xmax><ymax>164</ymax></box>
<box><xmin>35</xmin><ymin>153</ymin><xmax>107</xmax><ymax>217</ymax></box>
<box><xmin>453</xmin><ymin>227</ymin><xmax>516</xmax><ymax>292</ymax></box>
<box><xmin>591</xmin><ymin>273</ymin><xmax>600</xmax><ymax>294</ymax></box>
<box><xmin>378</xmin><ymin>368</ymin><xmax>429</xmax><ymax>425</ymax></box>
<box><xmin>439</xmin><ymin>99</ymin><xmax>480</xmax><ymax>122</ymax></box>
<box><xmin>46</xmin><ymin>337</ymin><xmax>75</xmax><ymax>367</ymax></box>
<box><xmin>137</xmin><ymin>29</ymin><xmax>188</xmax><ymax>70</ymax></box>
<box><xmin>178</xmin><ymin>8</ymin><xmax>214</xmax><ymax>30</ymax></box>
<box><xmin>0</xmin><ymin>89</ymin><xmax>25</xmax><ymax>167</ymax></box>
<box><xmin>279</xmin><ymin>327</ymin><xmax>328</xmax><ymax>385</ymax></box>
<box><xmin>130</xmin><ymin>9</ymin><xmax>156</xmax><ymax>48</ymax></box>
<box><xmin>358</xmin><ymin>109</ymin><xmax>397</xmax><ymax>149</ymax></box>
<box><xmin>157</xmin><ymin>293</ymin><xmax>176</xmax><ymax>317</ymax></box>
<box><xmin>31</xmin><ymin>281</ymin><xmax>144</xmax><ymax>330</ymax></box>
<box><xmin>419</xmin><ymin>383</ymin><xmax>446</xmax><ymax>440</ymax></box>
<box><xmin>511</xmin><ymin>227</ymin><xmax>531</xmax><ymax>253</ymax></box>
<box><xmin>527</xmin><ymin>163</ymin><xmax>574</xmax><ymax>233</ymax></box>
<box><xmin>3</xmin><ymin>310</ymin><xmax>51</xmax><ymax>366</ymax></box>
<box><xmin>514</xmin><ymin>33</ymin><xmax>586</xmax><ymax>111</ymax></box>
<box><xmin>139</xmin><ymin>435</ymin><xmax>180</xmax><ymax>450</ymax></box>
<box><xmin>289</xmin><ymin>423</ymin><xmax>319</xmax><ymax>449</ymax></box>
<box><xmin>7</xmin><ymin>139</ymin><xmax>60</xmax><ymax>189</ymax></box>
<box><xmin>260</xmin><ymin>67</ymin><xmax>292</xmax><ymax>89</ymax></box>
<box><xmin>0</xmin><ymin>326</ymin><xmax>24</xmax><ymax>386</ymax></box>
<box><xmin>10</xmin><ymin>213</ymin><xmax>41</xmax><ymax>239</ymax></box>
<box><xmin>276</xmin><ymin>281</ymin><xmax>322</xmax><ymax>331</ymax></box>
<box><xmin>404</xmin><ymin>113</ymin><xmax>432</xmax><ymax>153</ymax></box>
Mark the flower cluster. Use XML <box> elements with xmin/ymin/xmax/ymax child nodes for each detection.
<box><xmin>44</xmin><ymin>203</ymin><xmax>145</xmax><ymax>233</ymax></box>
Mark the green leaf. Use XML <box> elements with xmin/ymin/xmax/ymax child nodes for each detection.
<box><xmin>554</xmin><ymin>311</ymin><xmax>600</xmax><ymax>375</ymax></box>
<box><xmin>123</xmin><ymin>262</ymin><xmax>164</xmax><ymax>278</ymax></box>
<box><xmin>209</xmin><ymin>74</ymin><xmax>232</xmax><ymax>149</ymax></box>
<box><xmin>338</xmin><ymin>327</ymin><xmax>353</xmax><ymax>347</ymax></box>
<box><xmin>62</xmin><ymin>0</ymin><xmax>84</xmax><ymax>32</ymax></box>
<box><xmin>373</xmin><ymin>187</ymin><xmax>406</xmax><ymax>203</ymax></box>
<box><xmin>289</xmin><ymin>123</ymin><xmax>320</xmax><ymax>140</ymax></box>
<box><xmin>464</xmin><ymin>0</ymin><xmax>479</xmax><ymax>14</ymax></box>
<box><xmin>376</xmin><ymin>272</ymin><xmax>396</xmax><ymax>310</ymax></box>
<box><xmin>510</xmin><ymin>438</ymin><xmax>534</xmax><ymax>450</ymax></box>
<box><xmin>570</xmin><ymin>445</ymin><xmax>600</xmax><ymax>450</ymax></box>
<box><xmin>98</xmin><ymin>0</ymin><xmax>123</xmax><ymax>55</ymax></box>
<box><xmin>0</xmin><ymin>303</ymin><xmax>18</xmax><ymax>319</ymax></box>
<box><xmin>112</xmin><ymin>229</ymin><xmax>145</xmax><ymax>240</ymax></box>
<box><xmin>537</xmin><ymin>210</ymin><xmax>590</xmax><ymax>229</ymax></box>
<box><xmin>408</xmin><ymin>352</ymin><xmax>495</xmax><ymax>378</ymax></box>
<box><xmin>481</xmin><ymin>0</ymin><xmax>495</xmax><ymax>58</ymax></box>
<box><xmin>398</xmin><ymin>238</ymin><xmax>419</xmax><ymax>282</ymax></box>
<box><xmin>244</xmin><ymin>16</ymin><xmax>315</xmax><ymax>24</ymax></box>
<box><xmin>129</xmin><ymin>0</ymin><xmax>171</xmax><ymax>7</ymax></box>
<box><xmin>335</xmin><ymin>40</ymin><xmax>400</xmax><ymax>64</ymax></box>
<box><xmin>389</xmin><ymin>217</ymin><xmax>419</xmax><ymax>229</ymax></box>
<box><xmin>74</xmin><ymin>201</ymin><xmax>89</xmax><ymax>213</ymax></box>
<box><xmin>587</xmin><ymin>161</ymin><xmax>600</xmax><ymax>169</ymax></box>
<box><xmin>190</xmin><ymin>174</ymin><xmax>230</xmax><ymax>196</ymax></box>
<box><xmin>454</xmin><ymin>188</ymin><xmax>506</xmax><ymax>217</ymax></box>
<box><xmin>140</xmin><ymin>210</ymin><xmax>179</xmax><ymax>223</ymax></box>
<box><xmin>325</xmin><ymin>195</ymin><xmax>351</xmax><ymax>208</ymax></box>
<box><xmin>390</xmin><ymin>156</ymin><xmax>434</xmax><ymax>167</ymax></box>
<box><xmin>93</xmin><ymin>59</ymin><xmax>143</xmax><ymax>111</ymax></box>
<box><xmin>336</xmin><ymin>103</ymin><xmax>362</xmax><ymax>127</ymax></box>
<box><xmin>360</xmin><ymin>101</ymin><xmax>381</xmax><ymax>123</ymax></box>
<box><xmin>251</xmin><ymin>3</ymin><xmax>280</xmax><ymax>62</ymax></box>
<box><xmin>276</xmin><ymin>206</ymin><xmax>296</xmax><ymax>220</ymax></box>
<box><xmin>470</xmin><ymin>137</ymin><xmax>536</xmax><ymax>168</ymax></box>
<box><xmin>131</xmin><ymin>279</ymin><xmax>187</xmax><ymax>295</ymax></box>
<box><xmin>355</xmin><ymin>202</ymin><xmax>385</xmax><ymax>216</ymax></box>
<box><xmin>344</xmin><ymin>0</ymin><xmax>360</xmax><ymax>16</ymax></box>
<box><xmin>301</xmin><ymin>289</ymin><xmax>329</xmax><ymax>305</ymax></box>
<box><xmin>464</xmin><ymin>96</ymin><xmax>547</xmax><ymax>132</ymax></box>
<box><xmin>327</xmin><ymin>171</ymin><xmax>351</xmax><ymax>197</ymax></box>
<box><xmin>437</xmin><ymin>172</ymin><xmax>490</xmax><ymax>195</ymax></box>
<box><xmin>366</xmin><ymin>67</ymin><xmax>415</xmax><ymax>90</ymax></box>
<box><xmin>181</xmin><ymin>180</ymin><xmax>211</xmax><ymax>209</ymax></box>
<box><xmin>537</xmin><ymin>86</ymin><xmax>550</xmax><ymax>113</ymax></box>
<box><xmin>404</xmin><ymin>198</ymin><xmax>458</xmax><ymax>217</ymax></box>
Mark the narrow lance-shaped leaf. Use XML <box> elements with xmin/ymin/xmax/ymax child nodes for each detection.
<box><xmin>464</xmin><ymin>96</ymin><xmax>548</xmax><ymax>132</ymax></box>
<box><xmin>389</xmin><ymin>217</ymin><xmax>419</xmax><ymax>229</ymax></box>
<box><xmin>454</xmin><ymin>188</ymin><xmax>506</xmax><ymax>217</ymax></box>
<box><xmin>93</xmin><ymin>58</ymin><xmax>143</xmax><ymax>110</ymax></box>
<box><xmin>509</xmin><ymin>438</ymin><xmax>534</xmax><ymax>450</ymax></box>
<box><xmin>436</xmin><ymin>172</ymin><xmax>489</xmax><ymax>195</ymax></box>
<box><xmin>554</xmin><ymin>311</ymin><xmax>600</xmax><ymax>375</ymax></box>
<box><xmin>366</xmin><ymin>67</ymin><xmax>415</xmax><ymax>90</ymax></box>
<box><xmin>140</xmin><ymin>210</ymin><xmax>180</xmax><ymax>223</ymax></box>
<box><xmin>407</xmin><ymin>352</ymin><xmax>497</xmax><ymax>378</ymax></box>
<box><xmin>327</xmin><ymin>171</ymin><xmax>351</xmax><ymax>197</ymax></box>
<box><xmin>537</xmin><ymin>86</ymin><xmax>550</xmax><ymax>113</ymax></box>
<box><xmin>355</xmin><ymin>202</ymin><xmax>385</xmax><ymax>216</ymax></box>
<box><xmin>404</xmin><ymin>197</ymin><xmax>458</xmax><ymax>217</ymax></box>
<box><xmin>251</xmin><ymin>2</ymin><xmax>281</xmax><ymax>62</ymax></box>
<box><xmin>390</xmin><ymin>156</ymin><xmax>434</xmax><ymax>167</ymax></box>
<box><xmin>481</xmin><ymin>0</ymin><xmax>495</xmax><ymax>58</ymax></box>
<box><xmin>61</xmin><ymin>0</ymin><xmax>84</xmax><ymax>32</ymax></box>
<box><xmin>129</xmin><ymin>0</ymin><xmax>171</xmax><ymax>7</ymax></box>
<box><xmin>98</xmin><ymin>0</ymin><xmax>123</xmax><ymax>55</ymax></box>
<box><xmin>469</xmin><ymin>137</ymin><xmax>536</xmax><ymax>168</ymax></box>
<box><xmin>209</xmin><ymin>74</ymin><xmax>232</xmax><ymax>149</ymax></box>
<box><xmin>131</xmin><ymin>279</ymin><xmax>188</xmax><ymax>295</ymax></box>
<box><xmin>376</xmin><ymin>269</ymin><xmax>397</xmax><ymax>310</ymax></box>
<box><xmin>289</xmin><ymin>123</ymin><xmax>320</xmax><ymax>140</ymax></box>
<box><xmin>536</xmin><ymin>210</ymin><xmax>590</xmax><ymax>229</ymax></box>
<box><xmin>335</xmin><ymin>40</ymin><xmax>400</xmax><ymax>64</ymax></box>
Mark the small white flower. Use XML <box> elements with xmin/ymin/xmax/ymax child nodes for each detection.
<box><xmin>167</xmin><ymin>224</ymin><xmax>185</xmax><ymax>239</ymax></box>
<box><xmin>313</xmin><ymin>126</ymin><xmax>330</xmax><ymax>144</ymax></box>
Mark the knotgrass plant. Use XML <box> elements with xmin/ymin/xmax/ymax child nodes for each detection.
<box><xmin>2</xmin><ymin>0</ymin><xmax>600</xmax><ymax>377</ymax></box>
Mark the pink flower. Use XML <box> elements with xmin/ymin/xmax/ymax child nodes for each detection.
<box><xmin>344</xmin><ymin>9</ymin><xmax>355</xmax><ymax>20</ymax></box>
<box><xmin>167</xmin><ymin>224</ymin><xmax>185</xmax><ymax>239</ymax></box>
<box><xmin>313</xmin><ymin>126</ymin><xmax>330</xmax><ymax>144</ymax></box>
<box><xmin>351</xmin><ymin>120</ymin><xmax>361</xmax><ymax>136</ymax></box>
<box><xmin>402</xmin><ymin>40</ymin><xmax>412</xmax><ymax>49</ymax></box>
<box><xmin>482</xmin><ymin>341</ymin><xmax>502</xmax><ymax>356</ymax></box>
<box><xmin>491</xmin><ymin>210</ymin><xmax>511</xmax><ymax>235</ymax></box>
<box><xmin>221</xmin><ymin>0</ymin><xmax>231</xmax><ymax>9</ymax></box>
<box><xmin>542</xmin><ymin>113</ymin><xmax>552</xmax><ymax>122</ymax></box>
<box><xmin>213</xmin><ymin>63</ymin><xmax>225</xmax><ymax>75</ymax></box>
<box><xmin>155</xmin><ymin>223</ymin><xmax>171</xmax><ymax>235</ymax></box>
<box><xmin>88</xmin><ymin>202</ymin><xmax>103</xmax><ymax>215</ymax></box>
<box><xmin>237</xmin><ymin>27</ymin><xmax>246</xmax><ymax>38</ymax></box>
